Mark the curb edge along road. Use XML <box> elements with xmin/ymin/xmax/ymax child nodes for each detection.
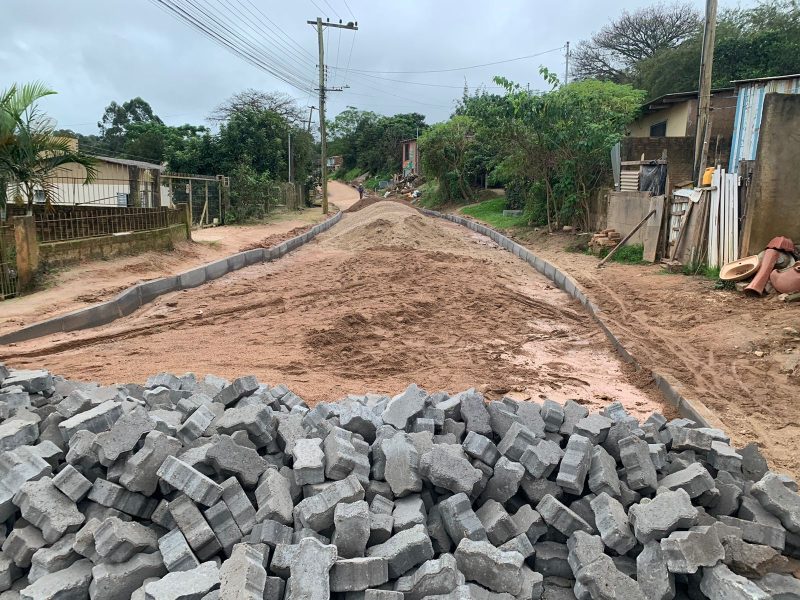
<box><xmin>0</xmin><ymin>211</ymin><xmax>344</xmax><ymax>346</ymax></box>
<box><xmin>421</xmin><ymin>208</ymin><xmax>722</xmax><ymax>430</ymax></box>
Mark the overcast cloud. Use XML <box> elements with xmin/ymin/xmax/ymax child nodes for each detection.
<box><xmin>2</xmin><ymin>0</ymin><xmax>751</xmax><ymax>134</ymax></box>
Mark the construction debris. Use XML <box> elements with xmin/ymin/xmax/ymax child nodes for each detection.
<box><xmin>1</xmin><ymin>365</ymin><xmax>799</xmax><ymax>599</ymax></box>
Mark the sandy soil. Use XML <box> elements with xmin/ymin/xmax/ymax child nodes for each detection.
<box><xmin>0</xmin><ymin>207</ymin><xmax>331</xmax><ymax>335</ymax></box>
<box><xmin>476</xmin><ymin>224</ymin><xmax>800</xmax><ymax>478</ymax></box>
<box><xmin>0</xmin><ymin>200</ymin><xmax>667</xmax><ymax>421</ymax></box>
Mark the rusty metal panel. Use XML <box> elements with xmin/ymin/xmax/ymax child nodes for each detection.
<box><xmin>729</xmin><ymin>75</ymin><xmax>800</xmax><ymax>173</ymax></box>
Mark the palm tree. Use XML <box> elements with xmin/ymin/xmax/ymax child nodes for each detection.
<box><xmin>0</xmin><ymin>82</ymin><xmax>97</xmax><ymax>215</ymax></box>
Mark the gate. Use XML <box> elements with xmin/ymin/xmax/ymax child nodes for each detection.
<box><xmin>0</xmin><ymin>224</ymin><xmax>17</xmax><ymax>300</ymax></box>
<box><xmin>162</xmin><ymin>173</ymin><xmax>228</xmax><ymax>227</ymax></box>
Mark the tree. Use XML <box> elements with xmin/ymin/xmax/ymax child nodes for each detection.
<box><xmin>635</xmin><ymin>0</ymin><xmax>800</xmax><ymax>98</ymax></box>
<box><xmin>418</xmin><ymin>116</ymin><xmax>477</xmax><ymax>203</ymax></box>
<box><xmin>572</xmin><ymin>2</ymin><xmax>700</xmax><ymax>82</ymax></box>
<box><xmin>0</xmin><ymin>82</ymin><xmax>97</xmax><ymax>214</ymax></box>
<box><xmin>209</xmin><ymin>89</ymin><xmax>304</xmax><ymax>125</ymax></box>
<box><xmin>98</xmin><ymin>97</ymin><xmax>163</xmax><ymax>153</ymax></box>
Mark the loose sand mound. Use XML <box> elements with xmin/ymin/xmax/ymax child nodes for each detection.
<box><xmin>322</xmin><ymin>201</ymin><xmax>478</xmax><ymax>255</ymax></box>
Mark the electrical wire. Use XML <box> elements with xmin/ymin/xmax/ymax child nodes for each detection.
<box><xmin>342</xmin><ymin>0</ymin><xmax>356</xmax><ymax>20</ymax></box>
<box><xmin>150</xmin><ymin>0</ymin><xmax>316</xmax><ymax>94</ymax></box>
<box><xmin>339</xmin><ymin>46</ymin><xmax>566</xmax><ymax>74</ymax></box>
<box><xmin>320</xmin><ymin>0</ymin><xmax>342</xmax><ymax>20</ymax></box>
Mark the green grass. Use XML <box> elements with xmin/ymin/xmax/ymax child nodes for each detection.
<box><xmin>460</xmin><ymin>197</ymin><xmax>528</xmax><ymax>229</ymax></box>
<box><xmin>591</xmin><ymin>243</ymin><xmax>646</xmax><ymax>265</ymax></box>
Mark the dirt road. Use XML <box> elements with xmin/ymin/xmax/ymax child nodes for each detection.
<box><xmin>0</xmin><ymin>207</ymin><xmax>329</xmax><ymax>336</ymax></box>
<box><xmin>494</xmin><ymin>226</ymin><xmax>800</xmax><ymax>479</ymax></box>
<box><xmin>0</xmin><ymin>200</ymin><xmax>666</xmax><ymax>419</ymax></box>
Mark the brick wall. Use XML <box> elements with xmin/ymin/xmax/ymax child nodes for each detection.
<box><xmin>621</xmin><ymin>135</ymin><xmax>732</xmax><ymax>186</ymax></box>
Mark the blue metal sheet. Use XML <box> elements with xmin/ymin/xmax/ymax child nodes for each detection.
<box><xmin>729</xmin><ymin>76</ymin><xmax>800</xmax><ymax>173</ymax></box>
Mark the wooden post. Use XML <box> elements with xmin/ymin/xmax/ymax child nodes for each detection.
<box><xmin>13</xmin><ymin>215</ymin><xmax>39</xmax><ymax>291</ymax></box>
<box><xmin>204</xmin><ymin>181</ymin><xmax>209</xmax><ymax>226</ymax></box>
<box><xmin>128</xmin><ymin>165</ymin><xmax>141</xmax><ymax>207</ymax></box>
<box><xmin>597</xmin><ymin>209</ymin><xmax>657</xmax><ymax>268</ymax></box>
<box><xmin>177</xmin><ymin>203</ymin><xmax>192</xmax><ymax>240</ymax></box>
<box><xmin>151</xmin><ymin>169</ymin><xmax>161</xmax><ymax>208</ymax></box>
<box><xmin>693</xmin><ymin>0</ymin><xmax>718</xmax><ymax>184</ymax></box>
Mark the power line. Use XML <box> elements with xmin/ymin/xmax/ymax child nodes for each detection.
<box><xmin>320</xmin><ymin>0</ymin><xmax>342</xmax><ymax>19</ymax></box>
<box><xmin>308</xmin><ymin>0</ymin><xmax>328</xmax><ymax>18</ymax></box>
<box><xmin>342</xmin><ymin>0</ymin><xmax>356</xmax><ymax>20</ymax></box>
<box><xmin>179</xmin><ymin>0</ymin><xmax>315</xmax><ymax>89</ymax></box>
<box><xmin>150</xmin><ymin>0</ymin><xmax>316</xmax><ymax>94</ymax></box>
<box><xmin>346</xmin><ymin>70</ymin><xmax>508</xmax><ymax>90</ymax></box>
<box><xmin>238</xmin><ymin>0</ymin><xmax>316</xmax><ymax>61</ymax></box>
<box><xmin>337</xmin><ymin>46</ymin><xmax>566</xmax><ymax>74</ymax></box>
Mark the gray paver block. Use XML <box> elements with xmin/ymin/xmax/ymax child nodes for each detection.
<box><xmin>19</xmin><ymin>557</ymin><xmax>93</xmax><ymax>600</ymax></box>
<box><xmin>218</xmin><ymin>543</ymin><xmax>266</xmax><ymax>600</ymax></box>
<box><xmin>330</xmin><ymin>556</ymin><xmax>389</xmax><ymax>593</ymax></box>
<box><xmin>381</xmin><ymin>384</ymin><xmax>427</xmax><ymax>430</ymax></box>
<box><xmin>294</xmin><ymin>474</ymin><xmax>364</xmax><ymax>532</ymax></box>
<box><xmin>366</xmin><ymin>524</ymin><xmax>434</xmax><ymax>579</ymax></box>
<box><xmin>751</xmin><ymin>471</ymin><xmax>800</xmax><ymax>534</ymax></box>
<box><xmin>700</xmin><ymin>563</ymin><xmax>771</xmax><ymax>600</ymax></box>
<box><xmin>419</xmin><ymin>445</ymin><xmax>482</xmax><ymax>495</ymax></box>
<box><xmin>382</xmin><ymin>433</ymin><xmax>422</xmax><ymax>497</ymax></box>
<box><xmin>556</xmin><ymin>434</ymin><xmax>592</xmax><ymax>495</ymax></box>
<box><xmin>628</xmin><ymin>488</ymin><xmax>698</xmax><ymax>543</ymax></box>
<box><xmin>333</xmin><ymin>501</ymin><xmax>371</xmax><ymax>558</ymax></box>
<box><xmin>285</xmin><ymin>537</ymin><xmax>337</xmax><ymax>600</ymax></box>
<box><xmin>157</xmin><ymin>456</ymin><xmax>223</xmax><ymax>507</ymax></box>
<box><xmin>618</xmin><ymin>435</ymin><xmax>657</xmax><ymax>491</ymax></box>
<box><xmin>590</xmin><ymin>493</ymin><xmax>635</xmax><ymax>554</ymax></box>
<box><xmin>454</xmin><ymin>538</ymin><xmax>523</xmax><ymax>596</ymax></box>
<box><xmin>158</xmin><ymin>528</ymin><xmax>200</xmax><ymax>573</ymax></box>
<box><xmin>144</xmin><ymin>560</ymin><xmax>220</xmax><ymax>600</ymax></box>
<box><xmin>94</xmin><ymin>517</ymin><xmax>159</xmax><ymax>563</ymax></box>
<box><xmin>13</xmin><ymin>477</ymin><xmax>84</xmax><ymax>543</ymax></box>
<box><xmin>536</xmin><ymin>494</ymin><xmax>593</xmax><ymax>537</ymax></box>
<box><xmin>89</xmin><ymin>551</ymin><xmax>167</xmax><ymax>600</ymax></box>
<box><xmin>660</xmin><ymin>526</ymin><xmax>725</xmax><ymax>574</ymax></box>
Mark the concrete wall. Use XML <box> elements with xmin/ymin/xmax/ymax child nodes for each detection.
<box><xmin>741</xmin><ymin>93</ymin><xmax>800</xmax><ymax>255</ymax></box>
<box><xmin>38</xmin><ymin>224</ymin><xmax>188</xmax><ymax>267</ymax></box>
<box><xmin>629</xmin><ymin>93</ymin><xmax>737</xmax><ymax>138</ymax></box>
<box><xmin>606</xmin><ymin>191</ymin><xmax>653</xmax><ymax>244</ymax></box>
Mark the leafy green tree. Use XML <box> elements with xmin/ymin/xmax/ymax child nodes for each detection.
<box><xmin>99</xmin><ymin>97</ymin><xmax>163</xmax><ymax>153</ymax></box>
<box><xmin>635</xmin><ymin>0</ymin><xmax>800</xmax><ymax>98</ymax></box>
<box><xmin>0</xmin><ymin>82</ymin><xmax>97</xmax><ymax>213</ymax></box>
<box><xmin>418</xmin><ymin>116</ymin><xmax>477</xmax><ymax>203</ymax></box>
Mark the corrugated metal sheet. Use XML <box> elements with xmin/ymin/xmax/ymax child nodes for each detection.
<box><xmin>729</xmin><ymin>75</ymin><xmax>800</xmax><ymax>173</ymax></box>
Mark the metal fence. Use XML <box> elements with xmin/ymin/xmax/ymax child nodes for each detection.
<box><xmin>10</xmin><ymin>205</ymin><xmax>184</xmax><ymax>244</ymax></box>
<box><xmin>163</xmin><ymin>174</ymin><xmax>227</xmax><ymax>227</ymax></box>
<box><xmin>270</xmin><ymin>182</ymin><xmax>305</xmax><ymax>211</ymax></box>
<box><xmin>0</xmin><ymin>224</ymin><xmax>17</xmax><ymax>299</ymax></box>
<box><xmin>7</xmin><ymin>175</ymin><xmax>170</xmax><ymax>208</ymax></box>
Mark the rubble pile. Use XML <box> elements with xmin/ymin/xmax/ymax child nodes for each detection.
<box><xmin>1</xmin><ymin>365</ymin><xmax>800</xmax><ymax>600</ymax></box>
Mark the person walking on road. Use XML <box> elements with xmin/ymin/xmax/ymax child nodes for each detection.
<box><xmin>357</xmin><ymin>184</ymin><xmax>364</xmax><ymax>199</ymax></box>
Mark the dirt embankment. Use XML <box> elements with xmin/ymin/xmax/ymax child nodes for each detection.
<box><xmin>0</xmin><ymin>209</ymin><xmax>333</xmax><ymax>336</ymax></box>
<box><xmin>0</xmin><ymin>201</ymin><xmax>666</xmax><ymax>422</ymax></box>
<box><xmin>484</xmin><ymin>224</ymin><xmax>800</xmax><ymax>479</ymax></box>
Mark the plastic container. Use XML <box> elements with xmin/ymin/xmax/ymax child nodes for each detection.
<box><xmin>702</xmin><ymin>167</ymin><xmax>715</xmax><ymax>186</ymax></box>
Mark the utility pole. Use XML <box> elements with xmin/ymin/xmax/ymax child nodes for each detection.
<box><xmin>306</xmin><ymin>106</ymin><xmax>317</xmax><ymax>134</ymax></box>
<box><xmin>564</xmin><ymin>41</ymin><xmax>570</xmax><ymax>85</ymax></box>
<box><xmin>307</xmin><ymin>17</ymin><xmax>358</xmax><ymax>214</ymax></box>
<box><xmin>694</xmin><ymin>0</ymin><xmax>718</xmax><ymax>185</ymax></box>
<box><xmin>288</xmin><ymin>131</ymin><xmax>293</xmax><ymax>183</ymax></box>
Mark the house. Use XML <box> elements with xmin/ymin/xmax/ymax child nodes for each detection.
<box><xmin>623</xmin><ymin>88</ymin><xmax>737</xmax><ymax>185</ymax></box>
<box><xmin>401</xmin><ymin>139</ymin><xmax>419</xmax><ymax>177</ymax></box>
<box><xmin>19</xmin><ymin>138</ymin><xmax>171</xmax><ymax>208</ymax></box>
<box><xmin>325</xmin><ymin>155</ymin><xmax>343</xmax><ymax>172</ymax></box>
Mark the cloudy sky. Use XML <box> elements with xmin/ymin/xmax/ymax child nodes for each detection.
<box><xmin>2</xmin><ymin>0</ymin><xmax>750</xmax><ymax>135</ymax></box>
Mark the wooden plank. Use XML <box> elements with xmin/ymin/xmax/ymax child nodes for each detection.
<box><xmin>708</xmin><ymin>168</ymin><xmax>721</xmax><ymax>268</ymax></box>
<box><xmin>642</xmin><ymin>195</ymin><xmax>665</xmax><ymax>262</ymax></box>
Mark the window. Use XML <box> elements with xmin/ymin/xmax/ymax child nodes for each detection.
<box><xmin>650</xmin><ymin>121</ymin><xmax>667</xmax><ymax>137</ymax></box>
<box><xmin>34</xmin><ymin>190</ymin><xmax>46</xmax><ymax>204</ymax></box>
<box><xmin>403</xmin><ymin>144</ymin><xmax>409</xmax><ymax>161</ymax></box>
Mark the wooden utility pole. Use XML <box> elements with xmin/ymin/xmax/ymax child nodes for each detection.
<box><xmin>693</xmin><ymin>0</ymin><xmax>718</xmax><ymax>185</ymax></box>
<box><xmin>288</xmin><ymin>131</ymin><xmax>293</xmax><ymax>183</ymax></box>
<box><xmin>308</xmin><ymin>17</ymin><xmax>357</xmax><ymax>214</ymax></box>
<box><xmin>306</xmin><ymin>106</ymin><xmax>316</xmax><ymax>133</ymax></box>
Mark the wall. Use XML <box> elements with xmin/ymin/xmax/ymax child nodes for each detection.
<box><xmin>38</xmin><ymin>224</ymin><xmax>188</xmax><ymax>267</ymax></box>
<box><xmin>606</xmin><ymin>191</ymin><xmax>653</xmax><ymax>244</ymax></box>
<box><xmin>629</xmin><ymin>102</ymin><xmax>690</xmax><ymax>137</ymax></box>
<box><xmin>741</xmin><ymin>93</ymin><xmax>800</xmax><ymax>255</ymax></box>
<box><xmin>621</xmin><ymin>136</ymin><xmax>732</xmax><ymax>186</ymax></box>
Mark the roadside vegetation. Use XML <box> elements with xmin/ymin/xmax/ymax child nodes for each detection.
<box><xmin>55</xmin><ymin>89</ymin><xmax>316</xmax><ymax>223</ymax></box>
<box><xmin>460</xmin><ymin>198</ymin><xmax>527</xmax><ymax>229</ymax></box>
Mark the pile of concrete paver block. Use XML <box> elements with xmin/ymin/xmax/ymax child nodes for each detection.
<box><xmin>1</xmin><ymin>364</ymin><xmax>799</xmax><ymax>600</ymax></box>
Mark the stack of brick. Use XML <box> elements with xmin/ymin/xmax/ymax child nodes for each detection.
<box><xmin>589</xmin><ymin>230</ymin><xmax>622</xmax><ymax>255</ymax></box>
<box><xmin>1</xmin><ymin>365</ymin><xmax>799</xmax><ymax>599</ymax></box>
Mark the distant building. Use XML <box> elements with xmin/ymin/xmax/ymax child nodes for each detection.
<box><xmin>401</xmin><ymin>139</ymin><xmax>419</xmax><ymax>177</ymax></box>
<box><xmin>326</xmin><ymin>155</ymin><xmax>343</xmax><ymax>172</ymax></box>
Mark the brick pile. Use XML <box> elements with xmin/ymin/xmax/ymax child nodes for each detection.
<box><xmin>1</xmin><ymin>365</ymin><xmax>799</xmax><ymax>599</ymax></box>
